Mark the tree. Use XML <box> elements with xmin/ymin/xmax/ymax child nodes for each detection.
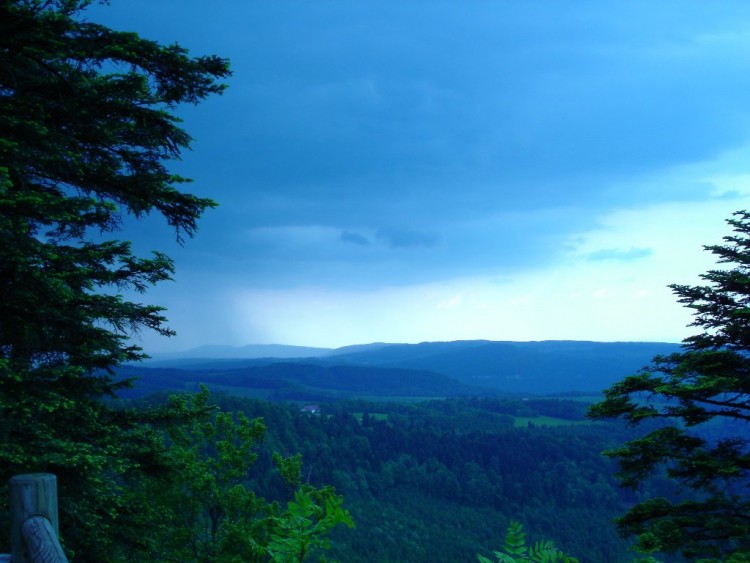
<box><xmin>0</xmin><ymin>0</ymin><xmax>229</xmax><ymax>557</ymax></box>
<box><xmin>589</xmin><ymin>210</ymin><xmax>750</xmax><ymax>560</ymax></box>
<box><xmin>265</xmin><ymin>458</ymin><xmax>355</xmax><ymax>563</ymax></box>
<box><xmin>477</xmin><ymin>520</ymin><xmax>579</xmax><ymax>563</ymax></box>
<box><xmin>141</xmin><ymin>389</ymin><xmax>354</xmax><ymax>562</ymax></box>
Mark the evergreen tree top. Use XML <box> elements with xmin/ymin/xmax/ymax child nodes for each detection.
<box><xmin>590</xmin><ymin>211</ymin><xmax>750</xmax><ymax>560</ymax></box>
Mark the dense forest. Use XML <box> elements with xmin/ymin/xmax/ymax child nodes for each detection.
<box><xmin>107</xmin><ymin>343</ymin><xmax>705</xmax><ymax>561</ymax></box>
<box><xmin>129</xmin><ymin>390</ymin><xmax>682</xmax><ymax>562</ymax></box>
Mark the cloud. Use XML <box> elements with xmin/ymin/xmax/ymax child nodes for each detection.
<box><xmin>585</xmin><ymin>247</ymin><xmax>654</xmax><ymax>262</ymax></box>
<box><xmin>85</xmin><ymin>0</ymin><xmax>750</xmax><ymax>352</ymax></box>
<box><xmin>375</xmin><ymin>227</ymin><xmax>440</xmax><ymax>249</ymax></box>
<box><xmin>340</xmin><ymin>230</ymin><xmax>371</xmax><ymax>246</ymax></box>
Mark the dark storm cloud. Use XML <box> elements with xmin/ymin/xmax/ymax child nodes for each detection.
<box><xmin>91</xmin><ymin>0</ymin><xmax>750</xmax><ymax>290</ymax></box>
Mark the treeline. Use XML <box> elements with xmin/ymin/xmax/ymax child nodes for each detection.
<box><xmin>134</xmin><ymin>393</ymin><xmax>682</xmax><ymax>562</ymax></box>
<box><xmin>116</xmin><ymin>362</ymin><xmax>479</xmax><ymax>401</ymax></box>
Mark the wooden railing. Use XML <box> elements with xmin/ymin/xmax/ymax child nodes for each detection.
<box><xmin>1</xmin><ymin>474</ymin><xmax>68</xmax><ymax>563</ymax></box>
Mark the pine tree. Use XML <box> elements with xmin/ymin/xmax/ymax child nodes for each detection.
<box><xmin>589</xmin><ymin>210</ymin><xmax>750</xmax><ymax>560</ymax></box>
<box><xmin>0</xmin><ymin>0</ymin><xmax>229</xmax><ymax>557</ymax></box>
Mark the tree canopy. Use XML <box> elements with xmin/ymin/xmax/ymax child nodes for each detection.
<box><xmin>589</xmin><ymin>210</ymin><xmax>750</xmax><ymax>560</ymax></box>
<box><xmin>0</xmin><ymin>0</ymin><xmax>229</xmax><ymax>370</ymax></box>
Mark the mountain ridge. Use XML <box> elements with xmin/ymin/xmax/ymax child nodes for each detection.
<box><xmin>133</xmin><ymin>339</ymin><xmax>683</xmax><ymax>395</ymax></box>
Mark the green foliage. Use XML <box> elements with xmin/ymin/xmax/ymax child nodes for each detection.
<box><xmin>274</xmin><ymin>452</ymin><xmax>305</xmax><ymax>489</ymax></box>
<box><xmin>134</xmin><ymin>388</ymin><xmax>352</xmax><ymax>562</ymax></box>
<box><xmin>201</xmin><ymin>393</ymin><xmax>647</xmax><ymax>561</ymax></box>
<box><xmin>0</xmin><ymin>359</ymin><xmax>173</xmax><ymax>559</ymax></box>
<box><xmin>478</xmin><ymin>520</ymin><xmax>579</xmax><ymax>563</ymax></box>
<box><xmin>0</xmin><ymin>0</ymin><xmax>231</xmax><ymax>557</ymax></box>
<box><xmin>267</xmin><ymin>487</ymin><xmax>354</xmax><ymax>562</ymax></box>
<box><xmin>589</xmin><ymin>210</ymin><xmax>750</xmax><ymax>560</ymax></box>
<box><xmin>0</xmin><ymin>2</ymin><xmax>354</xmax><ymax>560</ymax></box>
<box><xmin>147</xmin><ymin>388</ymin><xmax>269</xmax><ymax>561</ymax></box>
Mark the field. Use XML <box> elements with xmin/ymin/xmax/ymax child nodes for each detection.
<box><xmin>513</xmin><ymin>415</ymin><xmax>594</xmax><ymax>428</ymax></box>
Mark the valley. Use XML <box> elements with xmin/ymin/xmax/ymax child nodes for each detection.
<box><xmin>116</xmin><ymin>339</ymin><xmax>687</xmax><ymax>561</ymax></box>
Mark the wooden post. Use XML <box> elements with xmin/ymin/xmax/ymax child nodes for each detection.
<box><xmin>9</xmin><ymin>474</ymin><xmax>68</xmax><ymax>563</ymax></box>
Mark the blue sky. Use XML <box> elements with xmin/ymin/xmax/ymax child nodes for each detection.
<box><xmin>90</xmin><ymin>1</ymin><xmax>750</xmax><ymax>351</ymax></box>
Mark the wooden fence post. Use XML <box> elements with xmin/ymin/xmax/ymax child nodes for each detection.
<box><xmin>9</xmin><ymin>474</ymin><xmax>68</xmax><ymax>563</ymax></box>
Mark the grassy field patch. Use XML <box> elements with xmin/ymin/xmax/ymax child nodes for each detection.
<box><xmin>513</xmin><ymin>415</ymin><xmax>594</xmax><ymax>428</ymax></box>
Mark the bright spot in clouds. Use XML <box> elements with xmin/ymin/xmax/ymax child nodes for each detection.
<box><xmin>223</xmin><ymin>186</ymin><xmax>750</xmax><ymax>348</ymax></box>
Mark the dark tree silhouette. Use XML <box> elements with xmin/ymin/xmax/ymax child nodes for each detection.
<box><xmin>590</xmin><ymin>210</ymin><xmax>750</xmax><ymax>560</ymax></box>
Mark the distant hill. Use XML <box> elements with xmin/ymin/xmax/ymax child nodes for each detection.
<box><xmin>128</xmin><ymin>340</ymin><xmax>684</xmax><ymax>397</ymax></box>
<box><xmin>116</xmin><ymin>361</ymin><xmax>477</xmax><ymax>401</ymax></box>
<box><xmin>328</xmin><ymin>340</ymin><xmax>682</xmax><ymax>393</ymax></box>
<box><xmin>144</xmin><ymin>343</ymin><xmax>332</xmax><ymax>365</ymax></box>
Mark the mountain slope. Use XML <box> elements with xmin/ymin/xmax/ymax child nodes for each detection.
<box><xmin>146</xmin><ymin>343</ymin><xmax>332</xmax><ymax>363</ymax></box>
<box><xmin>132</xmin><ymin>340</ymin><xmax>683</xmax><ymax>395</ymax></box>
<box><xmin>327</xmin><ymin>340</ymin><xmax>682</xmax><ymax>393</ymax></box>
<box><xmin>116</xmin><ymin>361</ymin><xmax>478</xmax><ymax>401</ymax></box>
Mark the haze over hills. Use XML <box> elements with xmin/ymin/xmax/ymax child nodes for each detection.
<box><xmin>130</xmin><ymin>340</ymin><xmax>683</xmax><ymax>397</ymax></box>
<box><xmin>328</xmin><ymin>340</ymin><xmax>683</xmax><ymax>393</ymax></box>
<box><xmin>148</xmin><ymin>343</ymin><xmax>332</xmax><ymax>360</ymax></box>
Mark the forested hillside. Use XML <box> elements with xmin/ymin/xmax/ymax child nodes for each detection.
<box><xmin>115</xmin><ymin>362</ymin><xmax>479</xmax><ymax>401</ymax></box>
<box><xmin>326</xmin><ymin>340</ymin><xmax>682</xmax><ymax>393</ymax></box>
<box><xmin>131</xmin><ymin>391</ymin><xmax>684</xmax><ymax>562</ymax></box>
<box><xmin>111</xmin><ymin>341</ymin><xmax>691</xmax><ymax>560</ymax></box>
<box><xmin>107</xmin><ymin>340</ymin><xmax>699</xmax><ymax>561</ymax></box>
<box><xmin>138</xmin><ymin>340</ymin><xmax>682</xmax><ymax>394</ymax></box>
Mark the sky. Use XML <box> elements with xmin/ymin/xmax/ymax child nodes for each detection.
<box><xmin>88</xmin><ymin>1</ymin><xmax>750</xmax><ymax>352</ymax></box>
